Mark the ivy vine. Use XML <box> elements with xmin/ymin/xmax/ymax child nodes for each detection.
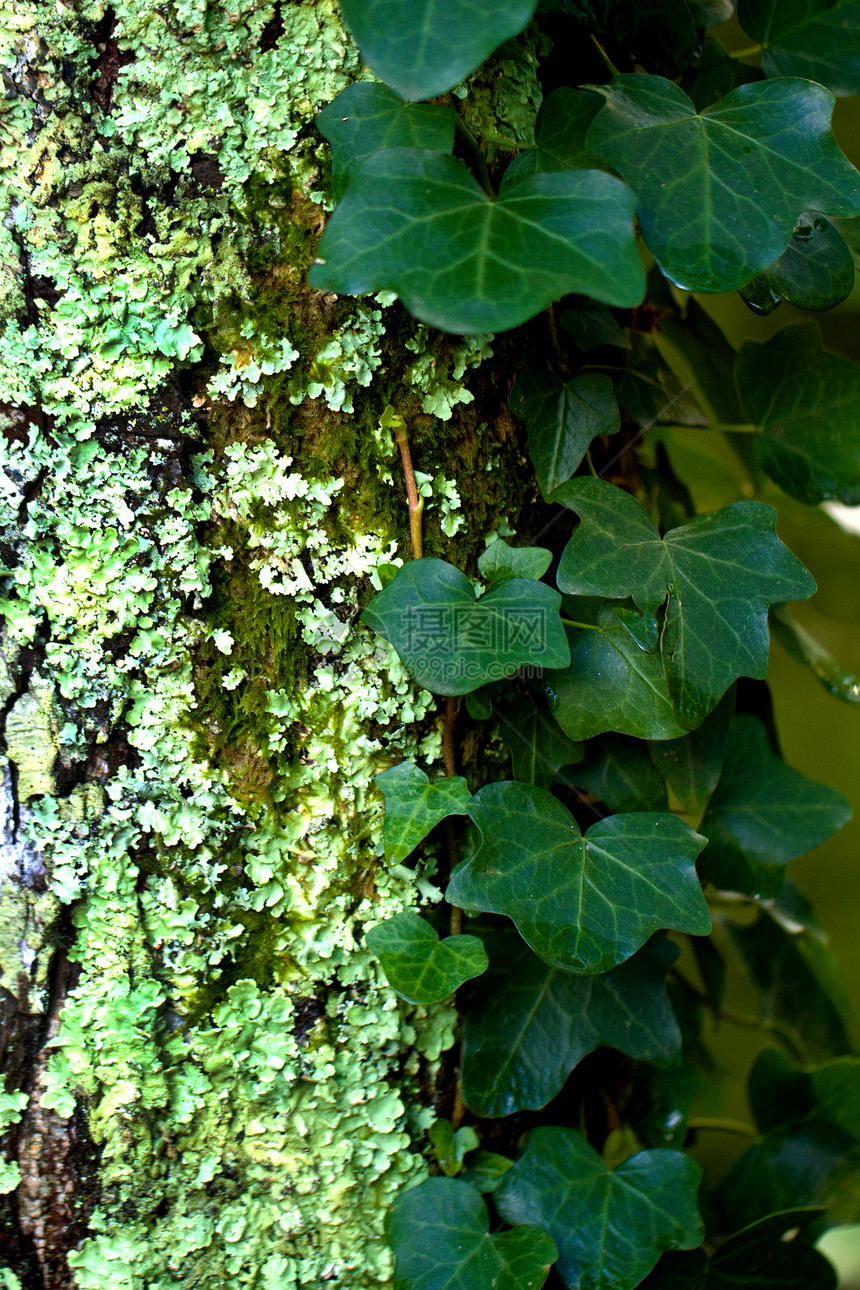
<box><xmin>312</xmin><ymin>1</ymin><xmax>860</xmax><ymax>1287</ymax></box>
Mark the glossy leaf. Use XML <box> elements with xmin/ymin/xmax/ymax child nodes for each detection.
<box><xmin>625</xmin><ymin>1061</ymin><xmax>702</xmax><ymax>1150</ymax></box>
<box><xmin>555</xmin><ymin>479</ymin><xmax>817</xmax><ymax>725</ymax></box>
<box><xmin>496</xmin><ymin>693</ymin><xmax>584</xmax><ymax>790</ymax></box>
<box><xmin>736</xmin><ymin>323</ymin><xmax>860</xmax><ymax>506</ymax></box>
<box><xmin>740</xmin><ymin>213</ymin><xmax>854</xmax><ymax>316</ymax></box>
<box><xmin>310</xmin><ymin>150</ymin><xmax>645</xmax><ymax>334</ymax></box>
<box><xmin>547</xmin><ymin>602</ymin><xmax>687</xmax><ymax>742</ymax></box>
<box><xmin>501</xmin><ymin>90</ymin><xmax>605</xmax><ymax>187</ymax></box>
<box><xmin>362</xmin><ymin>559</ymin><xmax>570</xmax><ymax>696</ymax></box>
<box><xmin>366</xmin><ymin>912</ymin><xmax>488</xmax><ymax>1004</ymax></box>
<box><xmin>376</xmin><ymin>761</ymin><xmax>472</xmax><ymax>864</ymax></box>
<box><xmin>699</xmin><ymin>715</ymin><xmax>851</xmax><ymax>898</ymax></box>
<box><xmin>713</xmin><ymin>1049</ymin><xmax>860</xmax><ymax>1228</ymax></box>
<box><xmin>737</xmin><ymin>0</ymin><xmax>860</xmax><ymax>95</ymax></box>
<box><xmin>586</xmin><ymin>76</ymin><xmax>860</xmax><ymax>293</ymax></box>
<box><xmin>643</xmin><ymin>1210</ymin><xmax>837</xmax><ymax>1289</ymax></box>
<box><xmin>316</xmin><ymin>83</ymin><xmax>455</xmax><ymax>200</ymax></box>
<box><xmin>478</xmin><ymin>540</ymin><xmax>553</xmax><ymax>586</ymax></box>
<box><xmin>388</xmin><ymin>1176</ymin><xmax>557</xmax><ymax>1290</ymax></box>
<box><xmin>447</xmin><ymin>781</ymin><xmax>709</xmax><ymax>973</ymax></box>
<box><xmin>771</xmin><ymin>608</ymin><xmax>860</xmax><ymax>706</ymax></box>
<box><xmin>648</xmin><ymin>692</ymin><xmax>733</xmax><ymax>815</ymax></box>
<box><xmin>509</xmin><ymin>368</ymin><xmax>620</xmax><ymax>500</ymax></box>
<box><xmin>338</xmin><ymin>0</ymin><xmax>539</xmax><ymax>101</ymax></box>
<box><xmin>495</xmin><ymin>1128</ymin><xmax>704</xmax><ymax>1290</ymax></box>
<box><xmin>574</xmin><ymin>734</ymin><xmax>669</xmax><ymax>812</ymax></box>
<box><xmin>461</xmin><ymin>934</ymin><xmax>681</xmax><ymax>1116</ymax></box>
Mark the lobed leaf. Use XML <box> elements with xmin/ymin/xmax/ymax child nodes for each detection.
<box><xmin>376</xmin><ymin>761</ymin><xmax>472</xmax><ymax>864</ymax></box>
<box><xmin>509</xmin><ymin>367</ymin><xmax>620</xmax><ymax>500</ymax></box>
<box><xmin>366</xmin><ymin>912</ymin><xmax>488</xmax><ymax>1004</ymax></box>
<box><xmin>737</xmin><ymin>0</ymin><xmax>860</xmax><ymax>96</ymax></box>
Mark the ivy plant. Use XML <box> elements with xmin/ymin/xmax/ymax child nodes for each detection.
<box><xmin>312</xmin><ymin>1</ymin><xmax>860</xmax><ymax>1286</ymax></box>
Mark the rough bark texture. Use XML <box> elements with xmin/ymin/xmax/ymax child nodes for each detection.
<box><xmin>0</xmin><ymin>2</ymin><xmax>541</xmax><ymax>1286</ymax></box>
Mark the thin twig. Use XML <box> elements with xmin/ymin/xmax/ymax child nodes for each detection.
<box><xmin>384</xmin><ymin>407</ymin><xmax>424</xmax><ymax>559</ymax></box>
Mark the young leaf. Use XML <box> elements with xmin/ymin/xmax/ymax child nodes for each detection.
<box><xmin>309</xmin><ymin>151</ymin><xmax>645</xmax><ymax>335</ymax></box>
<box><xmin>495</xmin><ymin>1128</ymin><xmax>704</xmax><ymax>1290</ymax></box>
<box><xmin>737</xmin><ymin>0</ymin><xmax>860</xmax><ymax>96</ymax></box>
<box><xmin>740</xmin><ymin>213</ymin><xmax>854</xmax><ymax>316</ymax></box>
<box><xmin>366</xmin><ymin>912</ymin><xmax>488</xmax><ymax>1005</ymax></box>
<box><xmin>500</xmin><ymin>89</ymin><xmax>605</xmax><ymax>188</ymax></box>
<box><xmin>461</xmin><ymin>934</ymin><xmax>681</xmax><ymax>1116</ymax></box>
<box><xmin>316</xmin><ymin>83</ymin><xmax>455</xmax><ymax>201</ymax></box>
<box><xmin>508</xmin><ymin>367</ymin><xmax>620</xmax><ymax>500</ymax></box>
<box><xmin>555</xmin><ymin>479</ymin><xmax>817</xmax><ymax>726</ymax></box>
<box><xmin>573</xmin><ymin>734</ymin><xmax>669</xmax><ymax>812</ymax></box>
<box><xmin>387</xmin><ymin>1177</ymin><xmax>558</xmax><ymax>1290</ymax></box>
<box><xmin>586</xmin><ymin>76</ymin><xmax>860</xmax><ymax>293</ymax></box>
<box><xmin>547</xmin><ymin>602</ymin><xmax>687</xmax><ymax>742</ymax></box>
<box><xmin>429</xmin><ymin>1119</ymin><xmax>481</xmax><ymax>1177</ymax></box>
<box><xmin>495</xmin><ymin>692</ymin><xmax>584</xmax><ymax>790</ymax></box>
<box><xmin>376</xmin><ymin>761</ymin><xmax>472</xmax><ymax>864</ymax></box>
<box><xmin>337</xmin><ymin>0</ymin><xmax>539</xmax><ymax>102</ymax></box>
<box><xmin>736</xmin><ymin>323</ymin><xmax>860</xmax><ymax>506</ymax></box>
<box><xmin>713</xmin><ymin>1049</ymin><xmax>860</xmax><ymax>1229</ymax></box>
<box><xmin>698</xmin><ymin>715</ymin><xmax>851</xmax><ymax>898</ymax></box>
<box><xmin>647</xmin><ymin>692</ymin><xmax>734</xmax><ymax>815</ymax></box>
<box><xmin>478</xmin><ymin>540</ymin><xmax>553</xmax><ymax>585</ymax></box>
<box><xmin>447</xmin><ymin>781</ymin><xmax>709</xmax><ymax>973</ymax></box>
<box><xmin>362</xmin><ymin>559</ymin><xmax>570</xmax><ymax>696</ymax></box>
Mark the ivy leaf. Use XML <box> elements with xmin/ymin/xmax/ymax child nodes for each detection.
<box><xmin>430</xmin><ymin>1120</ymin><xmax>481</xmax><ymax>1177</ymax></box>
<box><xmin>555</xmin><ymin>479</ymin><xmax>817</xmax><ymax>726</ymax></box>
<box><xmin>559</xmin><ymin>302</ymin><xmax>631</xmax><ymax>352</ymax></box>
<box><xmin>643</xmin><ymin>1210</ymin><xmax>837</xmax><ymax>1289</ymax></box>
<box><xmin>460</xmin><ymin>1151</ymin><xmax>515</xmax><ymax>1193</ymax></box>
<box><xmin>496</xmin><ymin>693</ymin><xmax>584</xmax><ymax>790</ymax></box>
<box><xmin>461</xmin><ymin>934</ymin><xmax>681</xmax><ymax>1117</ymax></box>
<box><xmin>681</xmin><ymin>37</ymin><xmax>764</xmax><ymax>114</ymax></box>
<box><xmin>478</xmin><ymin>540</ymin><xmax>553</xmax><ymax>586</ymax></box>
<box><xmin>647</xmin><ymin>692</ymin><xmax>733</xmax><ymax>815</ymax></box>
<box><xmin>388</xmin><ymin>1177</ymin><xmax>558</xmax><ymax>1290</ymax></box>
<box><xmin>362</xmin><ymin>559</ymin><xmax>570</xmax><ymax>696</ymax></box>
<box><xmin>737</xmin><ymin>0</ymin><xmax>860</xmax><ymax>96</ymax></box>
<box><xmin>586</xmin><ymin>76</ymin><xmax>860</xmax><ymax>293</ymax></box>
<box><xmin>547</xmin><ymin>602</ymin><xmax>687</xmax><ymax>742</ymax></box>
<box><xmin>501</xmin><ymin>90</ymin><xmax>605</xmax><ymax>188</ymax></box>
<box><xmin>495</xmin><ymin>1128</ymin><xmax>704</xmax><ymax>1290</ymax></box>
<box><xmin>610</xmin><ymin>0</ymin><xmax>698</xmax><ymax>78</ymax></box>
<box><xmin>316</xmin><ymin>83</ymin><xmax>455</xmax><ymax>201</ymax></box>
<box><xmin>447</xmin><ymin>781</ymin><xmax>709</xmax><ymax>973</ymax></box>
<box><xmin>724</xmin><ymin>905</ymin><xmax>858</xmax><ymax>1061</ymax></box>
<box><xmin>625</xmin><ymin>1061</ymin><xmax>702</xmax><ymax>1150</ymax></box>
<box><xmin>337</xmin><ymin>0</ymin><xmax>539</xmax><ymax>102</ymax></box>
<box><xmin>740</xmin><ymin>213</ymin><xmax>854</xmax><ymax>316</ymax></box>
<box><xmin>509</xmin><ymin>368</ymin><xmax>620</xmax><ymax>500</ymax></box>
<box><xmin>366</xmin><ymin>912</ymin><xmax>488</xmax><ymax>1004</ymax></box>
<box><xmin>698</xmin><ymin>715</ymin><xmax>851</xmax><ymax>899</ymax></box>
<box><xmin>713</xmin><ymin>1049</ymin><xmax>860</xmax><ymax>1229</ymax></box>
<box><xmin>772</xmin><ymin>608</ymin><xmax>860</xmax><ymax>706</ymax></box>
<box><xmin>736</xmin><ymin>322</ymin><xmax>860</xmax><ymax>506</ymax></box>
<box><xmin>310</xmin><ymin>151</ymin><xmax>645</xmax><ymax>335</ymax></box>
<box><xmin>574</xmin><ymin>734</ymin><xmax>669</xmax><ymax>812</ymax></box>
<box><xmin>376</xmin><ymin>761</ymin><xmax>472</xmax><ymax>864</ymax></box>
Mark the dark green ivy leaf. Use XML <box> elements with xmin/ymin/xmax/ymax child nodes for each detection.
<box><xmin>461</xmin><ymin>934</ymin><xmax>681</xmax><ymax>1116</ymax></box>
<box><xmin>316</xmin><ymin>83</ymin><xmax>455</xmax><ymax>201</ymax></box>
<box><xmin>647</xmin><ymin>692</ymin><xmax>733</xmax><ymax>815</ymax></box>
<box><xmin>495</xmin><ymin>1128</ymin><xmax>704</xmax><ymax>1290</ymax></box>
<box><xmin>625</xmin><ymin>1060</ymin><xmax>702</xmax><ymax>1150</ymax></box>
<box><xmin>713</xmin><ymin>1049</ymin><xmax>860</xmax><ymax>1229</ymax></box>
<box><xmin>643</xmin><ymin>1210</ymin><xmax>837</xmax><ymax>1289</ymax></box>
<box><xmin>478</xmin><ymin>540</ymin><xmax>552</xmax><ymax>585</ymax></box>
<box><xmin>736</xmin><ymin>322</ymin><xmax>860</xmax><ymax>506</ymax></box>
<box><xmin>310</xmin><ymin>150</ymin><xmax>645</xmax><ymax>335</ymax></box>
<box><xmin>699</xmin><ymin>715</ymin><xmax>851</xmax><ymax>898</ymax></box>
<box><xmin>586</xmin><ymin>76</ymin><xmax>860</xmax><ymax>293</ymax></box>
<box><xmin>362</xmin><ymin>559</ymin><xmax>570</xmax><ymax>696</ymax></box>
<box><xmin>740</xmin><ymin>212</ymin><xmax>854</xmax><ymax>316</ymax></box>
<box><xmin>337</xmin><ymin>0</ymin><xmax>539</xmax><ymax>102</ymax></box>
<box><xmin>681</xmin><ymin>37</ymin><xmax>764</xmax><ymax>113</ymax></box>
<box><xmin>555</xmin><ymin>479</ymin><xmax>817</xmax><ymax>726</ymax></box>
<box><xmin>376</xmin><ymin>761</ymin><xmax>472</xmax><ymax>863</ymax></box>
<box><xmin>496</xmin><ymin>692</ymin><xmax>584</xmax><ymax>790</ymax></box>
<box><xmin>447</xmin><ymin>781</ymin><xmax>709</xmax><ymax>973</ymax></box>
<box><xmin>366</xmin><ymin>912</ymin><xmax>488</xmax><ymax>1004</ymax></box>
<box><xmin>388</xmin><ymin>1176</ymin><xmax>557</xmax><ymax>1290</ymax></box>
<box><xmin>737</xmin><ymin>0</ymin><xmax>860</xmax><ymax>96</ymax></box>
<box><xmin>501</xmin><ymin>89</ymin><xmax>606</xmax><ymax>188</ymax></box>
<box><xmin>574</xmin><ymin>734</ymin><xmax>669</xmax><ymax>812</ymax></box>
<box><xmin>559</xmin><ymin>302</ymin><xmax>631</xmax><ymax>352</ymax></box>
<box><xmin>509</xmin><ymin>367</ymin><xmax>620</xmax><ymax>499</ymax></box>
<box><xmin>610</xmin><ymin>0</ymin><xmax>698</xmax><ymax>78</ymax></box>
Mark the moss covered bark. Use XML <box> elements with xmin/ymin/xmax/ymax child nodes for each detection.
<box><xmin>0</xmin><ymin>3</ymin><xmax>537</xmax><ymax>1286</ymax></box>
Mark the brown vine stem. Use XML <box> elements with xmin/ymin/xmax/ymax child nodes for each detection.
<box><xmin>383</xmin><ymin>405</ymin><xmax>423</xmax><ymax>559</ymax></box>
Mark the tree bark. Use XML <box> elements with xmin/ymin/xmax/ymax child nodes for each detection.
<box><xmin>0</xmin><ymin>3</ymin><xmax>537</xmax><ymax>1286</ymax></box>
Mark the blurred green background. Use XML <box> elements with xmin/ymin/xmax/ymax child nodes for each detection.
<box><xmin>660</xmin><ymin>26</ymin><xmax>860</xmax><ymax>1282</ymax></box>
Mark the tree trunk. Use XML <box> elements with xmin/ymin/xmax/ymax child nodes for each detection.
<box><xmin>0</xmin><ymin>4</ymin><xmax>533</xmax><ymax>1285</ymax></box>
